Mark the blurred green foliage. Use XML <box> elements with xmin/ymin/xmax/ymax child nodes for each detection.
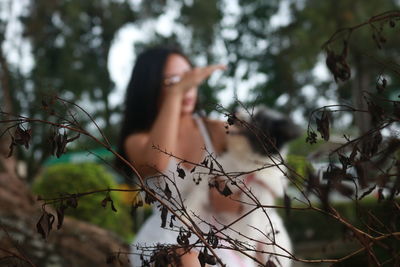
<box><xmin>288</xmin><ymin>134</ymin><xmax>325</xmax><ymax>157</ymax></box>
<box><xmin>1</xmin><ymin>0</ymin><xmax>137</xmax><ymax>181</ymax></box>
<box><xmin>286</xmin><ymin>154</ymin><xmax>311</xmax><ymax>183</ymax></box>
<box><xmin>32</xmin><ymin>162</ymin><xmax>134</xmax><ymax>242</ymax></box>
<box><xmin>285</xmin><ymin>135</ymin><xmax>322</xmax><ymax>187</ymax></box>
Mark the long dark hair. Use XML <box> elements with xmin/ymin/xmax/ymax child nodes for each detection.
<box><xmin>116</xmin><ymin>46</ymin><xmax>191</xmax><ymax>178</ymax></box>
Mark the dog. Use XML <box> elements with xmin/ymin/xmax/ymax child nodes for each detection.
<box><xmin>214</xmin><ymin>106</ymin><xmax>301</xmax><ymax>267</ymax></box>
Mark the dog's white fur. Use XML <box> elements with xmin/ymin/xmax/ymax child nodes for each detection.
<box><xmin>215</xmin><ymin>115</ymin><xmax>293</xmax><ymax>267</ymax></box>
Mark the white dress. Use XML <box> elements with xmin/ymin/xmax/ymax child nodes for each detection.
<box><xmin>129</xmin><ymin>114</ymin><xmax>254</xmax><ymax>267</ymax></box>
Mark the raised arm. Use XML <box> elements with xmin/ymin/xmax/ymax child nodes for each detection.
<box><xmin>124</xmin><ymin>64</ymin><xmax>226</xmax><ymax>177</ymax></box>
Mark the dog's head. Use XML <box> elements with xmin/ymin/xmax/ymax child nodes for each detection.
<box><xmin>230</xmin><ymin>106</ymin><xmax>302</xmax><ymax>156</ymax></box>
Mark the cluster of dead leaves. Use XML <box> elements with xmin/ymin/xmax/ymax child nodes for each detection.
<box><xmin>325</xmin><ymin>41</ymin><xmax>351</xmax><ymax>83</ymax></box>
<box><xmin>36</xmin><ymin>192</ymin><xmax>119</xmax><ymax>240</ymax></box>
<box><xmin>7</xmin><ymin>125</ymin><xmax>32</xmax><ymax>158</ymax></box>
<box><xmin>36</xmin><ymin>194</ymin><xmax>78</xmax><ymax>239</ymax></box>
<box><xmin>49</xmin><ymin>130</ymin><xmax>80</xmax><ymax>158</ymax></box>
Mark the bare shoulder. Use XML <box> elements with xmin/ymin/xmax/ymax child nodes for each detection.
<box><xmin>203</xmin><ymin>117</ymin><xmax>227</xmax><ymax>155</ymax></box>
<box><xmin>124</xmin><ymin>132</ymin><xmax>148</xmax><ymax>147</ymax></box>
<box><xmin>123</xmin><ymin>132</ymin><xmax>155</xmax><ymax>176</ymax></box>
<box><xmin>124</xmin><ymin>132</ymin><xmax>149</xmax><ymax>161</ymax></box>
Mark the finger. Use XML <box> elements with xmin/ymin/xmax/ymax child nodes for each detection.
<box><xmin>204</xmin><ymin>64</ymin><xmax>227</xmax><ymax>74</ymax></box>
<box><xmin>174</xmin><ymin>64</ymin><xmax>226</xmax><ymax>90</ymax></box>
<box><xmin>200</xmin><ymin>64</ymin><xmax>227</xmax><ymax>79</ymax></box>
<box><xmin>209</xmin><ymin>64</ymin><xmax>227</xmax><ymax>70</ymax></box>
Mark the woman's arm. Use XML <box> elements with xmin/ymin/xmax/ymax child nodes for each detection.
<box><xmin>124</xmin><ymin>65</ymin><xmax>226</xmax><ymax>177</ymax></box>
<box><xmin>124</xmin><ymin>91</ymin><xmax>182</xmax><ymax>177</ymax></box>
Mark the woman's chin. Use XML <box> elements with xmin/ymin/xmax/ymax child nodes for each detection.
<box><xmin>181</xmin><ymin>104</ymin><xmax>196</xmax><ymax>115</ymax></box>
<box><xmin>181</xmin><ymin>97</ymin><xmax>196</xmax><ymax>114</ymax></box>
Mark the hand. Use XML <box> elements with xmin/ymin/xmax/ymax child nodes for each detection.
<box><xmin>209</xmin><ymin>178</ymin><xmax>243</xmax><ymax>214</ymax></box>
<box><xmin>168</xmin><ymin>64</ymin><xmax>226</xmax><ymax>95</ymax></box>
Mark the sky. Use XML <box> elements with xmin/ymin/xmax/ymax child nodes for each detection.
<box><xmin>2</xmin><ymin>0</ymin><xmax>334</xmax><ymax>124</ymax></box>
<box><xmin>1</xmin><ymin>0</ymin><xmax>33</xmax><ymax>75</ymax></box>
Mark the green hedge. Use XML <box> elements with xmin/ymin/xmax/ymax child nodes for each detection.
<box><xmin>33</xmin><ymin>162</ymin><xmax>134</xmax><ymax>242</ymax></box>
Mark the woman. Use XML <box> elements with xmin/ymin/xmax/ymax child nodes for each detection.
<box><xmin>118</xmin><ymin>46</ymin><xmax>248</xmax><ymax>266</ymax></box>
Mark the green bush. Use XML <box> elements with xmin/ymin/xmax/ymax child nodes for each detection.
<box><xmin>33</xmin><ymin>162</ymin><xmax>134</xmax><ymax>242</ymax></box>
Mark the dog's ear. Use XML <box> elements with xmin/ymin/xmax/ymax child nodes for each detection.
<box><xmin>255</xmin><ymin>107</ymin><xmax>302</xmax><ymax>140</ymax></box>
<box><xmin>243</xmin><ymin>107</ymin><xmax>302</xmax><ymax>155</ymax></box>
<box><xmin>271</xmin><ymin>119</ymin><xmax>302</xmax><ymax>150</ymax></box>
<box><xmin>275</xmin><ymin>118</ymin><xmax>302</xmax><ymax>141</ymax></box>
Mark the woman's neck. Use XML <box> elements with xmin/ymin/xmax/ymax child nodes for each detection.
<box><xmin>179</xmin><ymin>112</ymin><xmax>196</xmax><ymax>131</ymax></box>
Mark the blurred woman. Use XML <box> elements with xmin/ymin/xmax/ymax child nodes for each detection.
<box><xmin>118</xmin><ymin>46</ymin><xmax>251</xmax><ymax>266</ymax></box>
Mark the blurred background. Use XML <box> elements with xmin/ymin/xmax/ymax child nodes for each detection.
<box><xmin>1</xmin><ymin>0</ymin><xmax>400</xmax><ymax>266</ymax></box>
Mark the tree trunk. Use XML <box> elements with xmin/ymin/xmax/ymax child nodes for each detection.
<box><xmin>352</xmin><ymin>55</ymin><xmax>372</xmax><ymax>135</ymax></box>
<box><xmin>0</xmin><ymin>40</ymin><xmax>17</xmax><ymax>178</ymax></box>
<box><xmin>0</xmin><ymin>173</ymin><xmax>130</xmax><ymax>267</ymax></box>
